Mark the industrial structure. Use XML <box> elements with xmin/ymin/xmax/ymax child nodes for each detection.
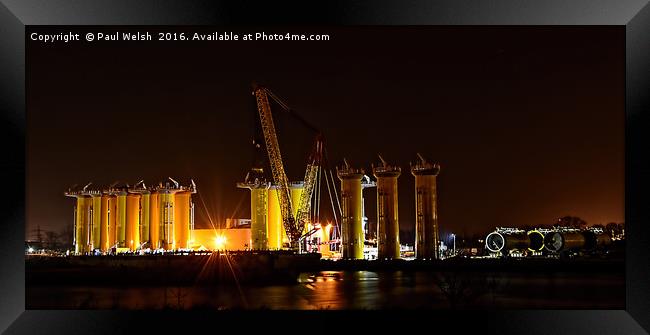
<box><xmin>411</xmin><ymin>153</ymin><xmax>441</xmax><ymax>260</ymax></box>
<box><xmin>65</xmin><ymin>178</ymin><xmax>197</xmax><ymax>254</ymax></box>
<box><xmin>485</xmin><ymin>226</ymin><xmax>613</xmax><ymax>257</ymax></box>
<box><xmin>62</xmin><ymin>85</ymin><xmax>449</xmax><ymax>260</ymax></box>
<box><xmin>237</xmin><ymin>171</ymin><xmax>318</xmax><ymax>251</ymax></box>
<box><xmin>53</xmin><ymin>85</ymin><xmax>627</xmax><ymax>265</ymax></box>
<box><xmin>372</xmin><ymin>155</ymin><xmax>401</xmax><ymax>260</ymax></box>
<box><xmin>335</xmin><ymin>159</ymin><xmax>376</xmax><ymax>259</ymax></box>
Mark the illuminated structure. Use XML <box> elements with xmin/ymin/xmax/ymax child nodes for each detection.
<box><xmin>99</xmin><ymin>194</ymin><xmax>110</xmax><ymax>252</ymax></box>
<box><xmin>125</xmin><ymin>193</ymin><xmax>141</xmax><ymax>251</ymax></box>
<box><xmin>238</xmin><ymin>171</ymin><xmax>306</xmax><ymax>250</ymax></box>
<box><xmin>149</xmin><ymin>191</ymin><xmax>160</xmax><ymax>249</ymax></box>
<box><xmin>174</xmin><ymin>189</ymin><xmax>194</xmax><ymax>249</ymax></box>
<box><xmin>544</xmin><ymin>228</ymin><xmax>612</xmax><ymax>253</ymax></box>
<box><xmin>336</xmin><ymin>160</ymin><xmax>365</xmax><ymax>259</ymax></box>
<box><xmin>267</xmin><ymin>186</ymin><xmax>283</xmax><ymax>249</ymax></box>
<box><xmin>252</xmin><ymin>85</ymin><xmax>323</xmax><ymax>250</ymax></box>
<box><xmin>485</xmin><ymin>226</ymin><xmax>614</xmax><ymax>256</ymax></box>
<box><xmin>65</xmin><ymin>178</ymin><xmax>196</xmax><ymax>254</ymax></box>
<box><xmin>116</xmin><ymin>190</ymin><xmax>127</xmax><ymax>248</ymax></box>
<box><xmin>65</xmin><ymin>183</ymin><xmax>99</xmax><ymax>254</ymax></box>
<box><xmin>237</xmin><ymin>168</ymin><xmax>271</xmax><ymax>250</ymax></box>
<box><xmin>90</xmin><ymin>194</ymin><xmax>102</xmax><ymax>250</ymax></box>
<box><xmin>372</xmin><ymin>154</ymin><xmax>401</xmax><ymax>260</ymax></box>
<box><xmin>485</xmin><ymin>228</ymin><xmax>530</xmax><ymax>254</ymax></box>
<box><xmin>128</xmin><ymin>181</ymin><xmax>151</xmax><ymax>249</ymax></box>
<box><xmin>150</xmin><ymin>178</ymin><xmax>196</xmax><ymax>250</ymax></box>
<box><xmin>411</xmin><ymin>153</ymin><xmax>441</xmax><ymax>260</ymax></box>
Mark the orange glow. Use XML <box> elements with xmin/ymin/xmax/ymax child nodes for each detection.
<box><xmin>215</xmin><ymin>235</ymin><xmax>227</xmax><ymax>250</ymax></box>
<box><xmin>192</xmin><ymin>228</ymin><xmax>252</xmax><ymax>251</ymax></box>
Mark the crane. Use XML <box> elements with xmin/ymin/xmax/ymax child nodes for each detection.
<box><xmin>252</xmin><ymin>84</ymin><xmax>324</xmax><ymax>250</ymax></box>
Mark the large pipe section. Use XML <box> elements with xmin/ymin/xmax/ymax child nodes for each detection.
<box><xmin>411</xmin><ymin>154</ymin><xmax>441</xmax><ymax>260</ymax></box>
<box><xmin>485</xmin><ymin>231</ymin><xmax>530</xmax><ymax>253</ymax></box>
<box><xmin>527</xmin><ymin>230</ymin><xmax>545</xmax><ymax>252</ymax></box>
<box><xmin>544</xmin><ymin>230</ymin><xmax>612</xmax><ymax>252</ymax></box>
<box><xmin>337</xmin><ymin>161</ymin><xmax>365</xmax><ymax>259</ymax></box>
<box><xmin>373</xmin><ymin>155</ymin><xmax>401</xmax><ymax>260</ymax></box>
<box><xmin>544</xmin><ymin>231</ymin><xmax>586</xmax><ymax>252</ymax></box>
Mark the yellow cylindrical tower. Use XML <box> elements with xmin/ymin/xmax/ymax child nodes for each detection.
<box><xmin>238</xmin><ymin>168</ymin><xmax>271</xmax><ymax>250</ymax></box>
<box><xmin>174</xmin><ymin>191</ymin><xmax>191</xmax><ymax>250</ymax></box>
<box><xmin>140</xmin><ymin>193</ymin><xmax>150</xmax><ymax>248</ymax></box>
<box><xmin>289</xmin><ymin>182</ymin><xmax>305</xmax><ymax>236</ymax></box>
<box><xmin>250</xmin><ymin>187</ymin><xmax>270</xmax><ymax>250</ymax></box>
<box><xmin>149</xmin><ymin>192</ymin><xmax>160</xmax><ymax>250</ymax></box>
<box><xmin>99</xmin><ymin>195</ymin><xmax>110</xmax><ymax>252</ymax></box>
<box><xmin>337</xmin><ymin>163</ymin><xmax>365</xmax><ymax>260</ymax></box>
<box><xmin>82</xmin><ymin>195</ymin><xmax>94</xmax><ymax>253</ymax></box>
<box><xmin>108</xmin><ymin>195</ymin><xmax>117</xmax><ymax>249</ymax></box>
<box><xmin>91</xmin><ymin>194</ymin><xmax>102</xmax><ymax>250</ymax></box>
<box><xmin>129</xmin><ymin>183</ymin><xmax>152</xmax><ymax>249</ymax></box>
<box><xmin>411</xmin><ymin>154</ymin><xmax>441</xmax><ymax>260</ymax></box>
<box><xmin>160</xmin><ymin>191</ymin><xmax>176</xmax><ymax>250</ymax></box>
<box><xmin>126</xmin><ymin>193</ymin><xmax>141</xmax><ymax>251</ymax></box>
<box><xmin>267</xmin><ymin>187</ymin><xmax>283</xmax><ymax>249</ymax></box>
<box><xmin>373</xmin><ymin>158</ymin><xmax>401</xmax><ymax>260</ymax></box>
<box><xmin>72</xmin><ymin>196</ymin><xmax>88</xmax><ymax>254</ymax></box>
<box><xmin>116</xmin><ymin>191</ymin><xmax>127</xmax><ymax>248</ymax></box>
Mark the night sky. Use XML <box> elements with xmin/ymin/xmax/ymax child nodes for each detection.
<box><xmin>26</xmin><ymin>26</ymin><xmax>624</xmax><ymax>242</ymax></box>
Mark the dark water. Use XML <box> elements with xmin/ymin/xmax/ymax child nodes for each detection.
<box><xmin>27</xmin><ymin>270</ymin><xmax>624</xmax><ymax>310</ymax></box>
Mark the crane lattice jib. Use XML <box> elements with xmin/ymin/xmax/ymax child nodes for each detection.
<box><xmin>295</xmin><ymin>137</ymin><xmax>323</xmax><ymax>236</ymax></box>
<box><xmin>254</xmin><ymin>88</ymin><xmax>298</xmax><ymax>242</ymax></box>
<box><xmin>295</xmin><ymin>163</ymin><xmax>318</xmax><ymax>232</ymax></box>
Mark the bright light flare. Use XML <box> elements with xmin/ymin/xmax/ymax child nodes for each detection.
<box><xmin>214</xmin><ymin>235</ymin><xmax>227</xmax><ymax>250</ymax></box>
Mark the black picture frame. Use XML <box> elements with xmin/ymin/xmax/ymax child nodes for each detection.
<box><xmin>1</xmin><ymin>1</ymin><xmax>649</xmax><ymax>334</ymax></box>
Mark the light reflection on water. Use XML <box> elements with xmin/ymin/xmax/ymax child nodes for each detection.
<box><xmin>27</xmin><ymin>271</ymin><xmax>624</xmax><ymax>310</ymax></box>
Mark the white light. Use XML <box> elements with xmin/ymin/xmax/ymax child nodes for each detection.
<box><xmin>28</xmin><ymin>247</ymin><xmax>34</xmax><ymax>253</ymax></box>
<box><xmin>215</xmin><ymin>235</ymin><xmax>227</xmax><ymax>250</ymax></box>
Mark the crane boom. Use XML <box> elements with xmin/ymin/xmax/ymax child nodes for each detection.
<box><xmin>295</xmin><ymin>136</ymin><xmax>323</xmax><ymax>236</ymax></box>
<box><xmin>253</xmin><ymin>86</ymin><xmax>298</xmax><ymax>245</ymax></box>
<box><xmin>252</xmin><ymin>84</ymin><xmax>325</xmax><ymax>250</ymax></box>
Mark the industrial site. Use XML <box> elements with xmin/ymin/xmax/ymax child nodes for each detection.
<box><xmin>31</xmin><ymin>85</ymin><xmax>622</xmax><ymax>262</ymax></box>
<box><xmin>25</xmin><ymin>84</ymin><xmax>625</xmax><ymax>309</ymax></box>
<box><xmin>26</xmin><ymin>26</ymin><xmax>625</xmax><ymax>309</ymax></box>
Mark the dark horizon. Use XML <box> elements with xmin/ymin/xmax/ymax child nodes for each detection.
<box><xmin>26</xmin><ymin>26</ymin><xmax>624</xmax><ymax>241</ymax></box>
